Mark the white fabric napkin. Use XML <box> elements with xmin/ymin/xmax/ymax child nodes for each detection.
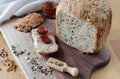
<box><xmin>0</xmin><ymin>0</ymin><xmax>60</xmax><ymax>24</ymax></box>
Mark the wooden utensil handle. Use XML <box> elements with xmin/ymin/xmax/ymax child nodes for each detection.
<box><xmin>64</xmin><ymin>66</ymin><xmax>79</xmax><ymax>77</ymax></box>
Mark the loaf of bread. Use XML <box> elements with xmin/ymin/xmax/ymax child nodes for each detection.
<box><xmin>56</xmin><ymin>0</ymin><xmax>112</xmax><ymax>53</ymax></box>
<box><xmin>32</xmin><ymin>29</ymin><xmax>58</xmax><ymax>55</ymax></box>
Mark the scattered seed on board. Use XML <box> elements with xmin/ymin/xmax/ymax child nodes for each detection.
<box><xmin>11</xmin><ymin>45</ymin><xmax>16</xmax><ymax>50</ymax></box>
<box><xmin>25</xmin><ymin>56</ymin><xmax>29</xmax><ymax>60</ymax></box>
<box><xmin>27</xmin><ymin>52</ymin><xmax>30</xmax><ymax>55</ymax></box>
<box><xmin>30</xmin><ymin>58</ymin><xmax>37</xmax><ymax>65</ymax></box>
<box><xmin>11</xmin><ymin>45</ymin><xmax>25</xmax><ymax>57</ymax></box>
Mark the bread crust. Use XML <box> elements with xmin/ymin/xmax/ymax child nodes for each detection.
<box><xmin>56</xmin><ymin>0</ymin><xmax>112</xmax><ymax>53</ymax></box>
<box><xmin>38</xmin><ymin>49</ymin><xmax>58</xmax><ymax>55</ymax></box>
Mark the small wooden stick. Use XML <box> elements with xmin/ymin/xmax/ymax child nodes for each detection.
<box><xmin>46</xmin><ymin>57</ymin><xmax>79</xmax><ymax>77</ymax></box>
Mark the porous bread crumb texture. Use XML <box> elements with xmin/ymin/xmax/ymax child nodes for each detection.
<box><xmin>14</xmin><ymin>13</ymin><xmax>45</xmax><ymax>32</ymax></box>
<box><xmin>58</xmin><ymin>12</ymin><xmax>96</xmax><ymax>53</ymax></box>
<box><xmin>56</xmin><ymin>0</ymin><xmax>112</xmax><ymax>53</ymax></box>
<box><xmin>32</xmin><ymin>29</ymin><xmax>58</xmax><ymax>55</ymax></box>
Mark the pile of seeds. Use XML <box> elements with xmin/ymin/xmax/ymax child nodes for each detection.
<box><xmin>25</xmin><ymin>52</ymin><xmax>56</xmax><ymax>79</ymax></box>
<box><xmin>2</xmin><ymin>58</ymin><xmax>17</xmax><ymax>72</ymax></box>
<box><xmin>0</xmin><ymin>48</ymin><xmax>17</xmax><ymax>72</ymax></box>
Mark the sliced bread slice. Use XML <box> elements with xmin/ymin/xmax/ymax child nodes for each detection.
<box><xmin>32</xmin><ymin>29</ymin><xmax>58</xmax><ymax>55</ymax></box>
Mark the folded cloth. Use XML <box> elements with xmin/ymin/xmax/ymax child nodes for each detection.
<box><xmin>0</xmin><ymin>0</ymin><xmax>60</xmax><ymax>24</ymax></box>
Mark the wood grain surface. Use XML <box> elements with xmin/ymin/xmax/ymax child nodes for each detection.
<box><xmin>0</xmin><ymin>0</ymin><xmax>120</xmax><ymax>79</ymax></box>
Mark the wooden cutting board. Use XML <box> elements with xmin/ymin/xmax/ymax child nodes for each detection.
<box><xmin>0</xmin><ymin>18</ymin><xmax>111</xmax><ymax>79</ymax></box>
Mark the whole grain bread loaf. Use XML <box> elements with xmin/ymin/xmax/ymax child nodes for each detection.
<box><xmin>56</xmin><ymin>0</ymin><xmax>112</xmax><ymax>53</ymax></box>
